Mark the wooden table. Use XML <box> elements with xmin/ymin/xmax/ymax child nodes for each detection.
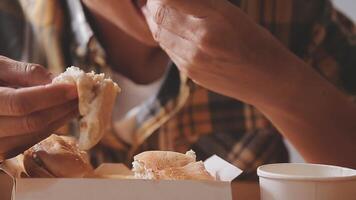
<box><xmin>0</xmin><ymin>172</ymin><xmax>12</xmax><ymax>200</ymax></box>
<box><xmin>0</xmin><ymin>172</ymin><xmax>260</xmax><ymax>200</ymax></box>
<box><xmin>232</xmin><ymin>181</ymin><xmax>260</xmax><ymax>200</ymax></box>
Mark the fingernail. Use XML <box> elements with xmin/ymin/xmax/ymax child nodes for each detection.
<box><xmin>42</xmin><ymin>72</ymin><xmax>54</xmax><ymax>84</ymax></box>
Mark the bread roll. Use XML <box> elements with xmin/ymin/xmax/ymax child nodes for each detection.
<box><xmin>132</xmin><ymin>150</ymin><xmax>214</xmax><ymax>181</ymax></box>
<box><xmin>133</xmin><ymin>150</ymin><xmax>196</xmax><ymax>171</ymax></box>
<box><xmin>52</xmin><ymin>66</ymin><xmax>120</xmax><ymax>150</ymax></box>
<box><xmin>23</xmin><ymin>134</ymin><xmax>93</xmax><ymax>178</ymax></box>
<box><xmin>158</xmin><ymin>161</ymin><xmax>215</xmax><ymax>181</ymax></box>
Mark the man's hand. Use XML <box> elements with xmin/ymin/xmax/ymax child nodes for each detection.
<box><xmin>143</xmin><ymin>0</ymin><xmax>356</xmax><ymax>168</ymax></box>
<box><xmin>142</xmin><ymin>0</ymin><xmax>304</xmax><ymax>108</ymax></box>
<box><xmin>0</xmin><ymin>56</ymin><xmax>78</xmax><ymax>161</ymax></box>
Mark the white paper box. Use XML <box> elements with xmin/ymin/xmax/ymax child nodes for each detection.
<box><xmin>2</xmin><ymin>155</ymin><xmax>242</xmax><ymax>200</ymax></box>
<box><xmin>257</xmin><ymin>163</ymin><xmax>356</xmax><ymax>200</ymax></box>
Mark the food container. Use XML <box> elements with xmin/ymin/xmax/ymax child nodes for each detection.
<box><xmin>257</xmin><ymin>163</ymin><xmax>356</xmax><ymax>200</ymax></box>
<box><xmin>1</xmin><ymin>155</ymin><xmax>242</xmax><ymax>200</ymax></box>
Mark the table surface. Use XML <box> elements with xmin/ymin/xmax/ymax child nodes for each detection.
<box><xmin>232</xmin><ymin>181</ymin><xmax>260</xmax><ymax>200</ymax></box>
<box><xmin>0</xmin><ymin>172</ymin><xmax>260</xmax><ymax>200</ymax></box>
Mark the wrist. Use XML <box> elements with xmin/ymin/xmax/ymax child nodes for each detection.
<box><xmin>252</xmin><ymin>53</ymin><xmax>319</xmax><ymax>114</ymax></box>
<box><xmin>254</xmin><ymin>53</ymin><xmax>350</xmax><ymax>123</ymax></box>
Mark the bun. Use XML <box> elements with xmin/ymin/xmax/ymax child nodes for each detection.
<box><xmin>52</xmin><ymin>66</ymin><xmax>120</xmax><ymax>150</ymax></box>
<box><xmin>132</xmin><ymin>150</ymin><xmax>214</xmax><ymax>181</ymax></box>
<box><xmin>158</xmin><ymin>161</ymin><xmax>215</xmax><ymax>181</ymax></box>
<box><xmin>23</xmin><ymin>134</ymin><xmax>93</xmax><ymax>178</ymax></box>
<box><xmin>133</xmin><ymin>150</ymin><xmax>196</xmax><ymax>171</ymax></box>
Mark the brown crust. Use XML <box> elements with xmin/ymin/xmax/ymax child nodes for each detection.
<box><xmin>23</xmin><ymin>151</ymin><xmax>54</xmax><ymax>178</ymax></box>
<box><xmin>23</xmin><ymin>134</ymin><xmax>93</xmax><ymax>178</ymax></box>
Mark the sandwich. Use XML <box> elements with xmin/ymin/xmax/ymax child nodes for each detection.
<box><xmin>23</xmin><ymin>134</ymin><xmax>93</xmax><ymax>178</ymax></box>
<box><xmin>132</xmin><ymin>150</ymin><xmax>215</xmax><ymax>181</ymax></box>
<box><xmin>52</xmin><ymin>66</ymin><xmax>120</xmax><ymax>150</ymax></box>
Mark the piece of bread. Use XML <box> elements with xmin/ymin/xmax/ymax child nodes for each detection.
<box><xmin>133</xmin><ymin>150</ymin><xmax>196</xmax><ymax>171</ymax></box>
<box><xmin>158</xmin><ymin>161</ymin><xmax>215</xmax><ymax>181</ymax></box>
<box><xmin>23</xmin><ymin>134</ymin><xmax>93</xmax><ymax>178</ymax></box>
<box><xmin>52</xmin><ymin>66</ymin><xmax>120</xmax><ymax>150</ymax></box>
<box><xmin>1</xmin><ymin>154</ymin><xmax>28</xmax><ymax>178</ymax></box>
<box><xmin>132</xmin><ymin>150</ymin><xmax>215</xmax><ymax>181</ymax></box>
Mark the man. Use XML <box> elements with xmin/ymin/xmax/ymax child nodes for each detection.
<box><xmin>0</xmin><ymin>0</ymin><xmax>354</xmax><ymax>179</ymax></box>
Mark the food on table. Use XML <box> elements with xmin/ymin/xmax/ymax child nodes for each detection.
<box><xmin>132</xmin><ymin>150</ymin><xmax>215</xmax><ymax>181</ymax></box>
<box><xmin>23</xmin><ymin>134</ymin><xmax>93</xmax><ymax>178</ymax></box>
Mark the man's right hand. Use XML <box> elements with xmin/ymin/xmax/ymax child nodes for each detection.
<box><xmin>0</xmin><ymin>56</ymin><xmax>78</xmax><ymax>161</ymax></box>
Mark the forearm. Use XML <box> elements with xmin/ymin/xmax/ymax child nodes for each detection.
<box><xmin>256</xmin><ymin>56</ymin><xmax>356</xmax><ymax>168</ymax></box>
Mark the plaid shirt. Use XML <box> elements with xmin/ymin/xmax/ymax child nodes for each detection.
<box><xmin>0</xmin><ymin>0</ymin><xmax>354</xmax><ymax>180</ymax></box>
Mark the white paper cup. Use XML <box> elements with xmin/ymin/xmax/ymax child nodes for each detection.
<box><xmin>257</xmin><ymin>163</ymin><xmax>356</xmax><ymax>200</ymax></box>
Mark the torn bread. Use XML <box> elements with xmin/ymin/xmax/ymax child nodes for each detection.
<box><xmin>52</xmin><ymin>66</ymin><xmax>120</xmax><ymax>150</ymax></box>
<box><xmin>132</xmin><ymin>150</ymin><xmax>215</xmax><ymax>180</ymax></box>
<box><xmin>23</xmin><ymin>134</ymin><xmax>93</xmax><ymax>178</ymax></box>
<box><xmin>1</xmin><ymin>154</ymin><xmax>28</xmax><ymax>178</ymax></box>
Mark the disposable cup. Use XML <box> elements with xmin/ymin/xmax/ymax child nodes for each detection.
<box><xmin>257</xmin><ymin>163</ymin><xmax>356</xmax><ymax>200</ymax></box>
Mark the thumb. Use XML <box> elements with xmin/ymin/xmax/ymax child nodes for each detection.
<box><xmin>0</xmin><ymin>56</ymin><xmax>52</xmax><ymax>87</ymax></box>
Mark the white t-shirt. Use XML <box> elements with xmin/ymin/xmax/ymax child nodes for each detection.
<box><xmin>111</xmin><ymin>71</ymin><xmax>166</xmax><ymax>122</ymax></box>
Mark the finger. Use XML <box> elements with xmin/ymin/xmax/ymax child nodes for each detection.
<box><xmin>0</xmin><ymin>109</ymin><xmax>78</xmax><ymax>161</ymax></box>
<box><xmin>164</xmin><ymin>37</ymin><xmax>249</xmax><ymax>102</ymax></box>
<box><xmin>144</xmin><ymin>12</ymin><xmax>203</xmax><ymax>74</ymax></box>
<box><xmin>0</xmin><ymin>99</ymin><xmax>78</xmax><ymax>137</ymax></box>
<box><xmin>143</xmin><ymin>3</ymin><xmax>205</xmax><ymax>43</ymax></box>
<box><xmin>145</xmin><ymin>13</ymin><xmax>212</xmax><ymax>68</ymax></box>
<box><xmin>165</xmin><ymin>45</ymin><xmax>235</xmax><ymax>100</ymax></box>
<box><xmin>144</xmin><ymin>1</ymin><xmax>241</xmax><ymax>54</ymax></box>
<box><xmin>164</xmin><ymin>46</ymin><xmax>227</xmax><ymax>98</ymax></box>
<box><xmin>164</xmin><ymin>47</ymin><xmax>193</xmax><ymax>76</ymax></box>
<box><xmin>0</xmin><ymin>83</ymin><xmax>78</xmax><ymax>116</ymax></box>
<box><xmin>155</xmin><ymin>24</ymin><xmax>232</xmax><ymax>83</ymax></box>
<box><xmin>147</xmin><ymin>0</ymin><xmax>216</xmax><ymax>17</ymax></box>
<box><xmin>0</xmin><ymin>56</ymin><xmax>52</xmax><ymax>87</ymax></box>
<box><xmin>162</xmin><ymin>44</ymin><xmax>202</xmax><ymax>79</ymax></box>
<box><xmin>145</xmin><ymin>11</ymin><xmax>232</xmax><ymax>74</ymax></box>
<box><xmin>146</xmin><ymin>0</ymin><xmax>237</xmax><ymax>18</ymax></box>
